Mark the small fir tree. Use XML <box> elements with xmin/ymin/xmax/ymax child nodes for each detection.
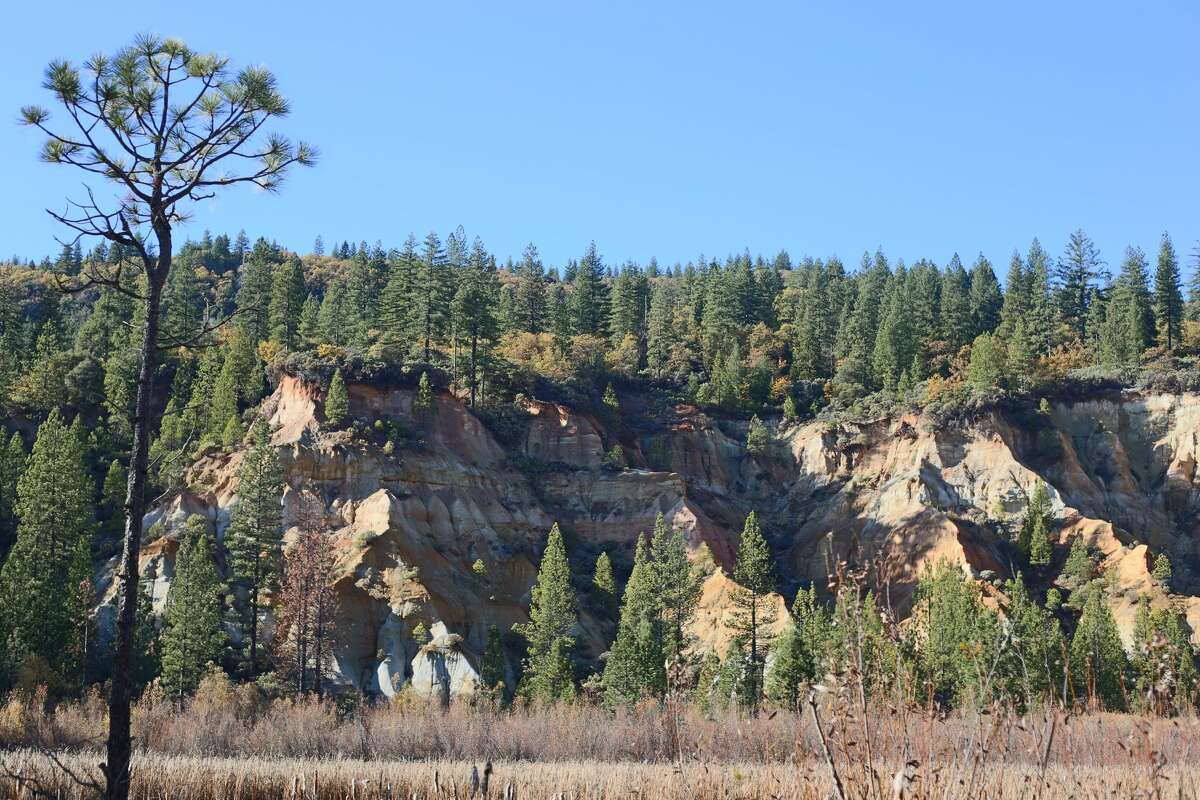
<box><xmin>414</xmin><ymin>371</ymin><xmax>436</xmax><ymax>420</ymax></box>
<box><xmin>1070</xmin><ymin>590</ymin><xmax>1129</xmax><ymax>710</ymax></box>
<box><xmin>160</xmin><ymin>516</ymin><xmax>225</xmax><ymax>698</ymax></box>
<box><xmin>591</xmin><ymin>551</ymin><xmax>617</xmax><ymax>620</ymax></box>
<box><xmin>514</xmin><ymin>523</ymin><xmax>578</xmax><ymax>703</ymax></box>
<box><xmin>325</xmin><ymin>369</ymin><xmax>349</xmax><ymax>427</ymax></box>
<box><xmin>726</xmin><ymin>511</ymin><xmax>777</xmax><ymax>713</ymax></box>
<box><xmin>603</xmin><ymin>535</ymin><xmax>665</xmax><ymax>705</ymax></box>
<box><xmin>745</xmin><ymin>415</ymin><xmax>769</xmax><ymax>455</ymax></box>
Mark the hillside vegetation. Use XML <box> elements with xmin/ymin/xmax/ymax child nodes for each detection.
<box><xmin>2</xmin><ymin>227</ymin><xmax>1200</xmax><ymax>726</ymax></box>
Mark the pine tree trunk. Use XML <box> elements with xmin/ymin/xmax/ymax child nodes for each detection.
<box><xmin>105</xmin><ymin>239</ymin><xmax>169</xmax><ymax>800</ymax></box>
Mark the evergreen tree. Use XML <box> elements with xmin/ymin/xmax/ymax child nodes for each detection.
<box><xmin>0</xmin><ymin>431</ymin><xmax>25</xmax><ymax>563</ymax></box>
<box><xmin>871</xmin><ymin>265</ymin><xmax>916</xmax><ymax>390</ymax></box>
<box><xmin>325</xmin><ymin>369</ymin><xmax>349</xmax><ymax>427</ymax></box>
<box><xmin>765</xmin><ymin>585</ymin><xmax>828</xmax><ymax>709</ymax></box>
<box><xmin>480</xmin><ymin>624</ymin><xmax>507</xmax><ymax>700</ymax></box>
<box><xmin>967</xmin><ymin>333</ymin><xmax>1006</xmax><ymax>391</ymax></box>
<box><xmin>969</xmin><ymin>254</ymin><xmax>1003</xmax><ymax>338</ymax></box>
<box><xmin>414</xmin><ymin>371</ymin><xmax>436</xmax><ymax>420</ymax></box>
<box><xmin>591</xmin><ymin>550</ymin><xmax>616</xmax><ymax>620</ymax></box>
<box><xmin>1151</xmin><ymin>553</ymin><xmax>1172</xmax><ymax>585</ymax></box>
<box><xmin>746</xmin><ymin>415</ymin><xmax>769</xmax><ymax>455</ymax></box>
<box><xmin>608</xmin><ymin>263</ymin><xmax>649</xmax><ymax>347</ymax></box>
<box><xmin>318</xmin><ymin>279</ymin><xmax>349</xmax><ymax>347</ymax></box>
<box><xmin>1018</xmin><ymin>481</ymin><xmax>1054</xmax><ymax>565</ymax></box>
<box><xmin>998</xmin><ymin>250</ymin><xmax>1029</xmax><ymax>342</ymax></box>
<box><xmin>571</xmin><ymin>242</ymin><xmax>609</xmax><ymax>338</ymax></box>
<box><xmin>827</xmin><ymin>588</ymin><xmax>897</xmax><ymax>697</ymax></box>
<box><xmin>1099</xmin><ymin>246</ymin><xmax>1153</xmax><ymax>366</ymax></box>
<box><xmin>1000</xmin><ymin>575</ymin><xmax>1065</xmax><ymax>706</ymax></box>
<box><xmin>1057</xmin><ymin>230</ymin><xmax>1102</xmax><ymax>340</ymax></box>
<box><xmin>1154</xmin><ymin>232</ymin><xmax>1184</xmax><ymax>350</ymax></box>
<box><xmin>100</xmin><ymin>459</ymin><xmax>128</xmax><ymax>553</ymax></box>
<box><xmin>225</xmin><ymin>421</ymin><xmax>284</xmax><ymax>677</ymax></box>
<box><xmin>548</xmin><ymin>284</ymin><xmax>573</xmax><ymax>357</ymax></box>
<box><xmin>603</xmin><ymin>535</ymin><xmax>665</xmax><ymax>705</ymax></box>
<box><xmin>379</xmin><ymin>235</ymin><xmax>418</xmax><ymax>350</ymax></box>
<box><xmin>0</xmin><ymin>410</ymin><xmax>94</xmax><ymax>688</ymax></box>
<box><xmin>515</xmin><ymin>243</ymin><xmax>548</xmax><ymax>334</ymax></box>
<box><xmin>916</xmin><ymin>562</ymin><xmax>998</xmax><ymax>705</ymax></box>
<box><xmin>131</xmin><ymin>579</ymin><xmax>161</xmax><ymax>694</ymax></box>
<box><xmin>298</xmin><ymin>293</ymin><xmax>321</xmax><ymax>344</ymax></box>
<box><xmin>940</xmin><ymin>255</ymin><xmax>974</xmax><ymax>349</ymax></box>
<box><xmin>1063</xmin><ymin>536</ymin><xmax>1095</xmax><ymax>587</ymax></box>
<box><xmin>235</xmin><ymin>248</ymin><xmax>276</xmax><ymax>345</ymax></box>
<box><xmin>726</xmin><ymin>511</ymin><xmax>777</xmax><ymax>712</ymax></box>
<box><xmin>645</xmin><ymin>282</ymin><xmax>678</xmax><ymax>378</ymax></box>
<box><xmin>1025</xmin><ymin>238</ymin><xmax>1058</xmax><ymax>356</ymax></box>
<box><xmin>161</xmin><ymin>254</ymin><xmax>203</xmax><ymax>348</ymax></box>
<box><xmin>160</xmin><ymin>516</ymin><xmax>225</xmax><ymax>698</ymax></box>
<box><xmin>413</xmin><ymin>231</ymin><xmax>451</xmax><ymax>362</ymax></box>
<box><xmin>514</xmin><ymin>523</ymin><xmax>578</xmax><ymax>703</ymax></box>
<box><xmin>1070</xmin><ymin>590</ymin><xmax>1129</xmax><ymax>709</ymax></box>
<box><xmin>268</xmin><ymin>255</ymin><xmax>306</xmax><ymax>350</ymax></box>
<box><xmin>345</xmin><ymin>246</ymin><xmax>384</xmax><ymax>347</ymax></box>
<box><xmin>649</xmin><ymin>512</ymin><xmax>702</xmax><ymax>665</ymax></box>
<box><xmin>1131</xmin><ymin>600</ymin><xmax>1197</xmax><ymax>713</ymax></box>
<box><xmin>451</xmin><ymin>239</ymin><xmax>500</xmax><ymax>406</ymax></box>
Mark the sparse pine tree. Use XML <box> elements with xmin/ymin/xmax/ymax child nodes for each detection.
<box><xmin>298</xmin><ymin>293</ymin><xmax>321</xmax><ymax>344</ymax></box>
<box><xmin>480</xmin><ymin>624</ymin><xmax>507</xmax><ymax>701</ymax></box>
<box><xmin>225</xmin><ymin>421</ymin><xmax>284</xmax><ymax>677</ymax></box>
<box><xmin>160</xmin><ymin>516</ymin><xmax>225</xmax><ymax>698</ymax></box>
<box><xmin>1057</xmin><ymin>230</ymin><xmax>1103</xmax><ymax>340</ymax></box>
<box><xmin>0</xmin><ymin>410</ymin><xmax>94</xmax><ymax>688</ymax></box>
<box><xmin>649</xmin><ymin>513</ymin><xmax>702</xmax><ymax>665</ymax></box>
<box><xmin>765</xmin><ymin>586</ymin><xmax>827</xmax><ymax>709</ymax></box>
<box><xmin>1063</xmin><ymin>536</ymin><xmax>1095</xmax><ymax>587</ymax></box>
<box><xmin>268</xmin><ymin>256</ymin><xmax>306</xmax><ymax>350</ymax></box>
<box><xmin>967</xmin><ymin>332</ymin><xmax>1006</xmax><ymax>391</ymax></box>
<box><xmin>1070</xmin><ymin>590</ymin><xmax>1129</xmax><ymax>709</ymax></box>
<box><xmin>515</xmin><ymin>243</ymin><xmax>548</xmax><ymax>334</ymax></box>
<box><xmin>514</xmin><ymin>523</ymin><xmax>578</xmax><ymax>703</ymax></box>
<box><xmin>1000</xmin><ymin>574</ymin><xmax>1065</xmax><ymax>706</ymax></box>
<box><xmin>915</xmin><ymin>562</ymin><xmax>998</xmax><ymax>706</ymax></box>
<box><xmin>592</xmin><ymin>551</ymin><xmax>617</xmax><ymax>620</ymax></box>
<box><xmin>1152</xmin><ymin>553</ymin><xmax>1172</xmax><ymax>586</ymax></box>
<box><xmin>746</xmin><ymin>415</ymin><xmax>769</xmax><ymax>455</ymax></box>
<box><xmin>603</xmin><ymin>535</ymin><xmax>665</xmax><ymax>705</ymax></box>
<box><xmin>782</xmin><ymin>394</ymin><xmax>798</xmax><ymax>421</ymax></box>
<box><xmin>325</xmin><ymin>369</ymin><xmax>349</xmax><ymax>427</ymax></box>
<box><xmin>414</xmin><ymin>371</ymin><xmax>436</xmax><ymax>420</ymax></box>
<box><xmin>726</xmin><ymin>511</ymin><xmax>777</xmax><ymax>713</ymax></box>
<box><xmin>0</xmin><ymin>431</ymin><xmax>27</xmax><ymax>562</ymax></box>
<box><xmin>1155</xmin><ymin>233</ymin><xmax>1184</xmax><ymax>351</ymax></box>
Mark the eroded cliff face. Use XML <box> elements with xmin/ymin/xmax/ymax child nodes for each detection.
<box><xmin>121</xmin><ymin>374</ymin><xmax>1200</xmax><ymax>697</ymax></box>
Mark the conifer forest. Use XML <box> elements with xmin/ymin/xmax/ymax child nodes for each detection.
<box><xmin>2</xmin><ymin>24</ymin><xmax>1200</xmax><ymax>800</ymax></box>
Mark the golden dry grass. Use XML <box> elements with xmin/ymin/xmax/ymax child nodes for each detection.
<box><xmin>2</xmin><ymin>750</ymin><xmax>1199</xmax><ymax>800</ymax></box>
<box><xmin>4</xmin><ymin>690</ymin><xmax>1200</xmax><ymax>798</ymax></box>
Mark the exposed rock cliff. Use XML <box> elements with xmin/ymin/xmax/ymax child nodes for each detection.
<box><xmin>114</xmin><ymin>372</ymin><xmax>1200</xmax><ymax>697</ymax></box>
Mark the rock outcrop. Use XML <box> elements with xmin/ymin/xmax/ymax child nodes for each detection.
<box><xmin>112</xmin><ymin>372</ymin><xmax>1200</xmax><ymax>697</ymax></box>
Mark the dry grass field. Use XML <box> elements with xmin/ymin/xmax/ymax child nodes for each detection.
<box><xmin>3</xmin><ymin>750</ymin><xmax>1200</xmax><ymax>800</ymax></box>
<box><xmin>3</xmin><ymin>690</ymin><xmax>1200</xmax><ymax>799</ymax></box>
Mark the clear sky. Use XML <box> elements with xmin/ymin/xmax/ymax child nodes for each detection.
<box><xmin>1</xmin><ymin>1</ymin><xmax>1197</xmax><ymax>275</ymax></box>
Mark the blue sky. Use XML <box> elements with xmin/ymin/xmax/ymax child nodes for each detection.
<box><xmin>1</xmin><ymin>1</ymin><xmax>1197</xmax><ymax>274</ymax></box>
